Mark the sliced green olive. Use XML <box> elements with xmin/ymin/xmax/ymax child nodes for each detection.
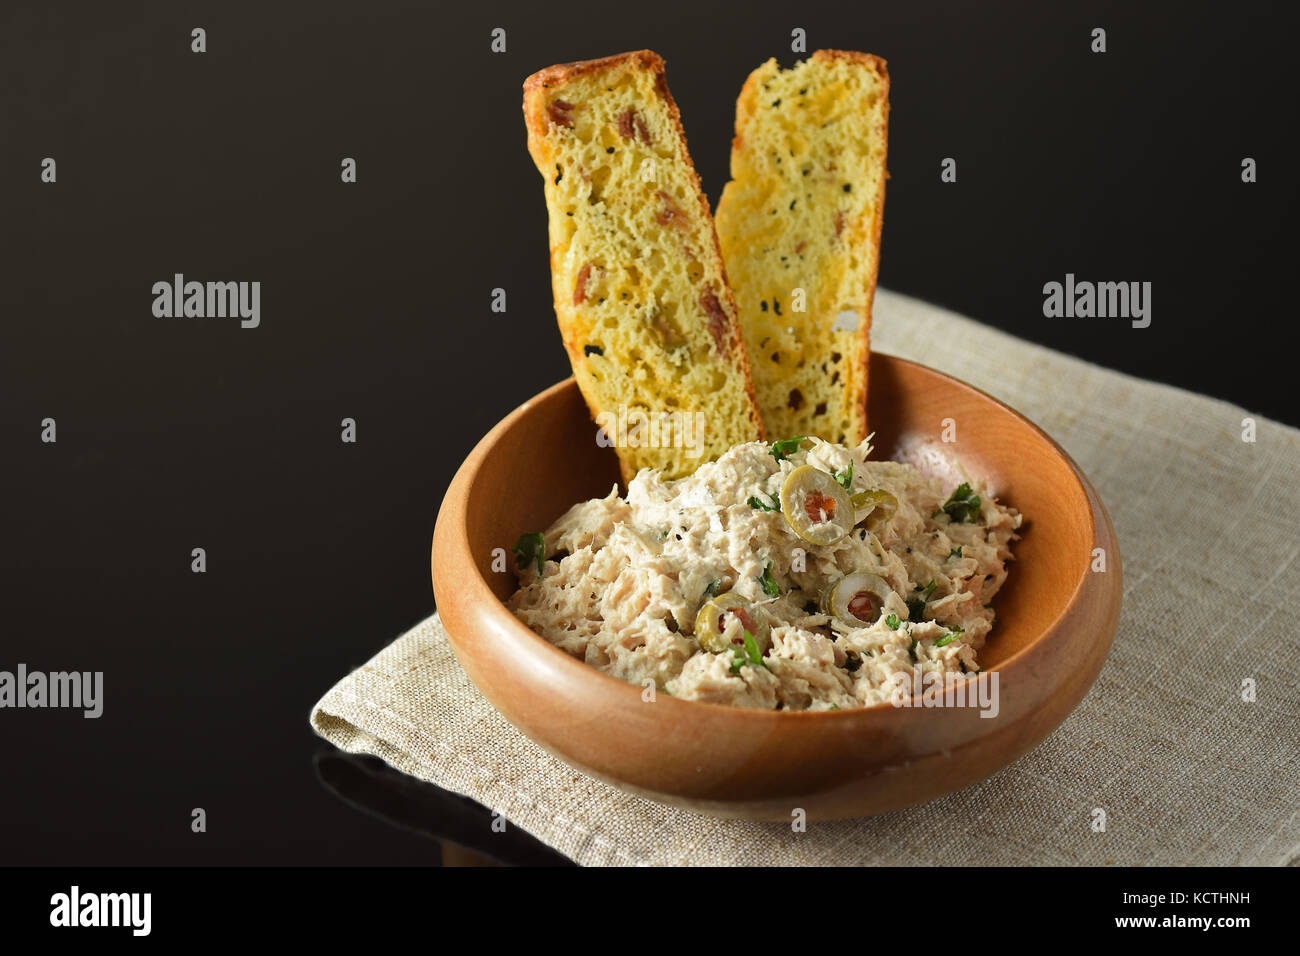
<box><xmin>780</xmin><ymin>465</ymin><xmax>854</xmax><ymax>546</ymax></box>
<box><xmin>851</xmin><ymin>488</ymin><xmax>898</xmax><ymax>531</ymax></box>
<box><xmin>694</xmin><ymin>591</ymin><xmax>769</xmax><ymax>654</ymax></box>
<box><xmin>824</xmin><ymin>571</ymin><xmax>895</xmax><ymax>628</ymax></box>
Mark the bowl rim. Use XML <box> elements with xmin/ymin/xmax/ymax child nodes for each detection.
<box><xmin>433</xmin><ymin>351</ymin><xmax>1111</xmax><ymax>721</ymax></box>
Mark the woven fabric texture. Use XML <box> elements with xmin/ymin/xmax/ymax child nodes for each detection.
<box><xmin>311</xmin><ymin>289</ymin><xmax>1300</xmax><ymax>866</ymax></box>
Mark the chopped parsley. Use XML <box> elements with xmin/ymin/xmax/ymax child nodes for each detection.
<box><xmin>935</xmin><ymin>625</ymin><xmax>964</xmax><ymax>648</ymax></box>
<box><xmin>758</xmin><ymin>561</ymin><xmax>780</xmax><ymax>597</ymax></box>
<box><xmin>833</xmin><ymin>461</ymin><xmax>854</xmax><ymax>490</ymax></box>
<box><xmin>769</xmin><ymin>436</ymin><xmax>808</xmax><ymax>461</ymax></box>
<box><xmin>948</xmin><ymin>546</ymin><xmax>963</xmax><ymax>558</ymax></box>
<box><xmin>940</xmin><ymin>482</ymin><xmax>982</xmax><ymax>523</ymax></box>
<box><xmin>908</xmin><ymin>638</ymin><xmax>919</xmax><ymax>661</ymax></box>
<box><xmin>907</xmin><ymin>580</ymin><xmax>938</xmax><ymax>621</ymax></box>
<box><xmin>729</xmin><ymin>630</ymin><xmax>767</xmax><ymax>674</ymax></box>
<box><xmin>703</xmin><ymin>579</ymin><xmax>721</xmax><ymax>600</ymax></box>
<box><xmin>884</xmin><ymin>613</ymin><xmax>902</xmax><ymax>630</ymax></box>
<box><xmin>511</xmin><ymin>531</ymin><xmax>546</xmax><ymax>575</ymax></box>
<box><xmin>749</xmin><ymin>491</ymin><xmax>780</xmax><ymax>512</ymax></box>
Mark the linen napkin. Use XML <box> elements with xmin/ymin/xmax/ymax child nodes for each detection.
<box><xmin>311</xmin><ymin>288</ymin><xmax>1300</xmax><ymax>866</ymax></box>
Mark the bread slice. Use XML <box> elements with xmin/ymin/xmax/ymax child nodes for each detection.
<box><xmin>523</xmin><ymin>50</ymin><xmax>764</xmax><ymax>483</ymax></box>
<box><xmin>715</xmin><ymin>50</ymin><xmax>889</xmax><ymax>445</ymax></box>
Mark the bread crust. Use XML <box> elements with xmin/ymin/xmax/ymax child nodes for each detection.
<box><xmin>523</xmin><ymin>51</ymin><xmax>765</xmax><ymax>482</ymax></box>
<box><xmin>523</xmin><ymin>49</ymin><xmax>669</xmax><ymax>101</ymax></box>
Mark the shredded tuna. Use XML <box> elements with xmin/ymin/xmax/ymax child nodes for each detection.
<box><xmin>508</xmin><ymin>439</ymin><xmax>1022</xmax><ymax>711</ymax></box>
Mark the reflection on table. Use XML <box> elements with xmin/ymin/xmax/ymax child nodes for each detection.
<box><xmin>313</xmin><ymin>749</ymin><xmax>574</xmax><ymax>867</ymax></box>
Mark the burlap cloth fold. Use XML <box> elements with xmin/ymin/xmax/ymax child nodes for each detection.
<box><xmin>311</xmin><ymin>289</ymin><xmax>1300</xmax><ymax>866</ymax></box>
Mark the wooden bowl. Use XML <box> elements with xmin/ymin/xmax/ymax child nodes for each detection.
<box><xmin>431</xmin><ymin>354</ymin><xmax>1122</xmax><ymax>820</ymax></box>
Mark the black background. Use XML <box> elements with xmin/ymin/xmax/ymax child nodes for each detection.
<box><xmin>1</xmin><ymin>0</ymin><xmax>1295</xmax><ymax>865</ymax></box>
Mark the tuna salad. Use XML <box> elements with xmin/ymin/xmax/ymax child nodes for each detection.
<box><xmin>508</xmin><ymin>437</ymin><xmax>1022</xmax><ymax>710</ymax></box>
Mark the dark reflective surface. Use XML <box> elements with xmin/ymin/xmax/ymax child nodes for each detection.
<box><xmin>313</xmin><ymin>750</ymin><xmax>574</xmax><ymax>867</ymax></box>
<box><xmin>1</xmin><ymin>0</ymin><xmax>1293</xmax><ymax>867</ymax></box>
